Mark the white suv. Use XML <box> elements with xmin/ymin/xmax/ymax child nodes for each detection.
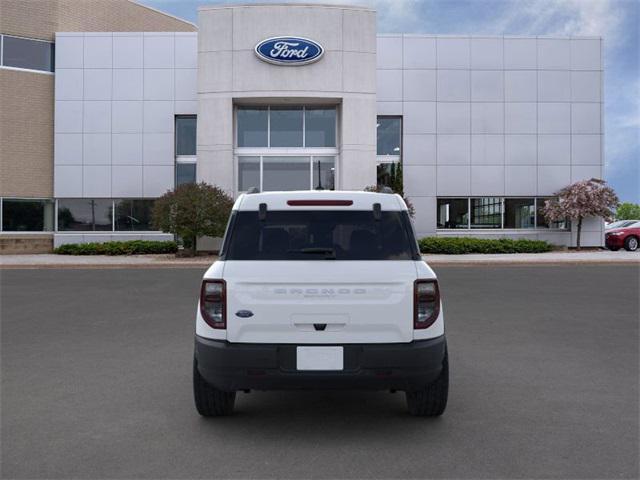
<box><xmin>193</xmin><ymin>191</ymin><xmax>448</xmax><ymax>416</ymax></box>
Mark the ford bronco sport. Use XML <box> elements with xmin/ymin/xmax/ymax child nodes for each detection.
<box><xmin>193</xmin><ymin>191</ymin><xmax>448</xmax><ymax>416</ymax></box>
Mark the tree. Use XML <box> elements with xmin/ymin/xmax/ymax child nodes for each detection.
<box><xmin>152</xmin><ymin>182</ymin><xmax>234</xmax><ymax>256</ymax></box>
<box><xmin>369</xmin><ymin>162</ymin><xmax>416</xmax><ymax>217</ymax></box>
<box><xmin>543</xmin><ymin>178</ymin><xmax>619</xmax><ymax>250</ymax></box>
<box><xmin>616</xmin><ymin>202</ymin><xmax>640</xmax><ymax>220</ymax></box>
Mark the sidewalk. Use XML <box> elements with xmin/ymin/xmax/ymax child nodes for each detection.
<box><xmin>1</xmin><ymin>250</ymin><xmax>639</xmax><ymax>268</ymax></box>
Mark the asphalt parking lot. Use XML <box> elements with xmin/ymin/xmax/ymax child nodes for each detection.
<box><xmin>1</xmin><ymin>265</ymin><xmax>638</xmax><ymax>479</ymax></box>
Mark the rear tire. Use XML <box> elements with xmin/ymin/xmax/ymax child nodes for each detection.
<box><xmin>193</xmin><ymin>358</ymin><xmax>236</xmax><ymax>416</ymax></box>
<box><xmin>624</xmin><ymin>236</ymin><xmax>638</xmax><ymax>251</ymax></box>
<box><xmin>406</xmin><ymin>348</ymin><xmax>449</xmax><ymax>417</ymax></box>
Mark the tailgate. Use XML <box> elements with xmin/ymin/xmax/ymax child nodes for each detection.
<box><xmin>223</xmin><ymin>261</ymin><xmax>417</xmax><ymax>344</ymax></box>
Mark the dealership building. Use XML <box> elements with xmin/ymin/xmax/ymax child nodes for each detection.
<box><xmin>0</xmin><ymin>1</ymin><xmax>605</xmax><ymax>252</ymax></box>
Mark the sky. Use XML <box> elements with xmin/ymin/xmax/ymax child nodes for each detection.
<box><xmin>141</xmin><ymin>0</ymin><xmax>639</xmax><ymax>203</ymax></box>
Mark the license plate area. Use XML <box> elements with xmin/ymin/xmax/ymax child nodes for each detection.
<box><xmin>296</xmin><ymin>346</ymin><xmax>344</xmax><ymax>371</ymax></box>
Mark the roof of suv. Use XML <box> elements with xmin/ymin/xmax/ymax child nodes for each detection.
<box><xmin>235</xmin><ymin>190</ymin><xmax>408</xmax><ymax>211</ymax></box>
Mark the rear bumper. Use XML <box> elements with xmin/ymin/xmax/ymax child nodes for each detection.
<box><xmin>194</xmin><ymin>335</ymin><xmax>447</xmax><ymax>392</ymax></box>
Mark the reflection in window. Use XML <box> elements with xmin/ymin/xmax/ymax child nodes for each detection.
<box><xmin>269</xmin><ymin>107</ymin><xmax>303</xmax><ymax>147</ymax></box>
<box><xmin>237</xmin><ymin>107</ymin><xmax>268</xmax><ymax>147</ymax></box>
<box><xmin>2</xmin><ymin>199</ymin><xmax>54</xmax><ymax>231</ymax></box>
<box><xmin>536</xmin><ymin>198</ymin><xmax>569</xmax><ymax>229</ymax></box>
<box><xmin>176</xmin><ymin>163</ymin><xmax>196</xmax><ymax>187</ymax></box>
<box><xmin>175</xmin><ymin>116</ymin><xmax>196</xmax><ymax>156</ymax></box>
<box><xmin>313</xmin><ymin>157</ymin><xmax>335</xmax><ymax>190</ymax></box>
<box><xmin>504</xmin><ymin>198</ymin><xmax>535</xmax><ymax>228</ymax></box>
<box><xmin>263</xmin><ymin>156</ymin><xmax>309</xmax><ymax>191</ymax></box>
<box><xmin>305</xmin><ymin>108</ymin><xmax>336</xmax><ymax>147</ymax></box>
<box><xmin>377</xmin><ymin>161</ymin><xmax>401</xmax><ymax>189</ymax></box>
<box><xmin>471</xmin><ymin>197</ymin><xmax>502</xmax><ymax>229</ymax></box>
<box><xmin>238</xmin><ymin>156</ymin><xmax>260</xmax><ymax>191</ymax></box>
<box><xmin>57</xmin><ymin>199</ymin><xmax>112</xmax><ymax>231</ymax></box>
<box><xmin>377</xmin><ymin>117</ymin><xmax>401</xmax><ymax>156</ymax></box>
<box><xmin>1</xmin><ymin>35</ymin><xmax>54</xmax><ymax>72</ymax></box>
<box><xmin>437</xmin><ymin>198</ymin><xmax>468</xmax><ymax>229</ymax></box>
<box><xmin>114</xmin><ymin>199</ymin><xmax>155</xmax><ymax>231</ymax></box>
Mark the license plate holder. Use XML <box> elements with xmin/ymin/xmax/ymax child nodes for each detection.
<box><xmin>296</xmin><ymin>346</ymin><xmax>344</xmax><ymax>371</ymax></box>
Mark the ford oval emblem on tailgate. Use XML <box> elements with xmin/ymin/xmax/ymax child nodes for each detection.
<box><xmin>236</xmin><ymin>310</ymin><xmax>254</xmax><ymax>318</ymax></box>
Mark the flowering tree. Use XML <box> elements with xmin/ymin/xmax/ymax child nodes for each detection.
<box><xmin>543</xmin><ymin>178</ymin><xmax>619</xmax><ymax>250</ymax></box>
<box><xmin>152</xmin><ymin>182</ymin><xmax>234</xmax><ymax>256</ymax></box>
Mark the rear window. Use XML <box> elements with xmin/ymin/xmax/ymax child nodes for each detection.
<box><xmin>222</xmin><ymin>210</ymin><xmax>419</xmax><ymax>260</ymax></box>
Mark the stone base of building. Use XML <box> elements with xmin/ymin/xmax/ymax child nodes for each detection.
<box><xmin>0</xmin><ymin>234</ymin><xmax>54</xmax><ymax>254</ymax></box>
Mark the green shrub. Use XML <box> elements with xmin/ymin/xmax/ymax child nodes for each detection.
<box><xmin>418</xmin><ymin>237</ymin><xmax>553</xmax><ymax>254</ymax></box>
<box><xmin>54</xmin><ymin>240</ymin><xmax>178</xmax><ymax>256</ymax></box>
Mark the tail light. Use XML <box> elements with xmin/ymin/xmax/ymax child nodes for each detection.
<box><xmin>200</xmin><ymin>279</ymin><xmax>226</xmax><ymax>329</ymax></box>
<box><xmin>414</xmin><ymin>279</ymin><xmax>440</xmax><ymax>329</ymax></box>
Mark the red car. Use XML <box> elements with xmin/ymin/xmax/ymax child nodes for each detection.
<box><xmin>605</xmin><ymin>221</ymin><xmax>640</xmax><ymax>251</ymax></box>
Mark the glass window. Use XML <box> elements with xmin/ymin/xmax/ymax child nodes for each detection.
<box><xmin>114</xmin><ymin>199</ymin><xmax>155</xmax><ymax>231</ymax></box>
<box><xmin>312</xmin><ymin>157</ymin><xmax>335</xmax><ymax>190</ymax></box>
<box><xmin>437</xmin><ymin>198</ymin><xmax>468</xmax><ymax>229</ymax></box>
<box><xmin>504</xmin><ymin>198</ymin><xmax>535</xmax><ymax>228</ymax></box>
<box><xmin>270</xmin><ymin>107</ymin><xmax>303</xmax><ymax>147</ymax></box>
<box><xmin>238</xmin><ymin>156</ymin><xmax>260</xmax><ymax>191</ymax></box>
<box><xmin>176</xmin><ymin>163</ymin><xmax>196</xmax><ymax>187</ymax></box>
<box><xmin>263</xmin><ymin>156</ymin><xmax>309</xmax><ymax>191</ymax></box>
<box><xmin>175</xmin><ymin>116</ymin><xmax>196</xmax><ymax>156</ymax></box>
<box><xmin>377</xmin><ymin>117</ymin><xmax>401</xmax><ymax>156</ymax></box>
<box><xmin>2</xmin><ymin>199</ymin><xmax>54</xmax><ymax>231</ymax></box>
<box><xmin>305</xmin><ymin>107</ymin><xmax>336</xmax><ymax>147</ymax></box>
<box><xmin>224</xmin><ymin>211</ymin><xmax>418</xmax><ymax>261</ymax></box>
<box><xmin>471</xmin><ymin>197</ymin><xmax>502</xmax><ymax>229</ymax></box>
<box><xmin>377</xmin><ymin>161</ymin><xmax>403</xmax><ymax>189</ymax></box>
<box><xmin>237</xmin><ymin>107</ymin><xmax>268</xmax><ymax>147</ymax></box>
<box><xmin>57</xmin><ymin>199</ymin><xmax>112</xmax><ymax>231</ymax></box>
<box><xmin>2</xmin><ymin>35</ymin><xmax>54</xmax><ymax>72</ymax></box>
<box><xmin>536</xmin><ymin>198</ymin><xmax>568</xmax><ymax>229</ymax></box>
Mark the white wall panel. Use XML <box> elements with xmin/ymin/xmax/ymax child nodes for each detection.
<box><xmin>537</xmin><ymin>39</ymin><xmax>570</xmax><ymax>69</ymax></box>
<box><xmin>55</xmin><ymin>35</ymin><xmax>84</xmax><ymax>68</ymax></box>
<box><xmin>83</xmin><ymin>69</ymin><xmax>112</xmax><ymax>101</ymax></box>
<box><xmin>83</xmin><ymin>101</ymin><xmax>111</xmax><ymax>133</ymax></box>
<box><xmin>538</xmin><ymin>135</ymin><xmax>570</xmax><ymax>165</ymax></box>
<box><xmin>471</xmin><ymin>165</ymin><xmax>504</xmax><ymax>195</ymax></box>
<box><xmin>83</xmin><ymin>133</ymin><xmax>111</xmax><ymax>165</ymax></box>
<box><xmin>437</xmin><ymin>165</ymin><xmax>470</xmax><ymax>195</ymax></box>
<box><xmin>55</xmin><ymin>134</ymin><xmax>83</xmax><ymax>165</ymax></box>
<box><xmin>505</xmin><ymin>71</ymin><xmax>536</xmax><ymax>102</ymax></box>
<box><xmin>437</xmin><ymin>70</ymin><xmax>470</xmax><ymax>101</ymax></box>
<box><xmin>471</xmin><ymin>103</ymin><xmax>503</xmax><ymax>134</ymax></box>
<box><xmin>143</xmin><ymin>133</ymin><xmax>174</xmax><ymax>165</ymax></box>
<box><xmin>504</xmin><ymin>38</ymin><xmax>536</xmax><ymax>69</ymax></box>
<box><xmin>112</xmin><ymin>165</ymin><xmax>143</xmax><ymax>197</ymax></box>
<box><xmin>470</xmin><ymin>38</ymin><xmax>503</xmax><ymax>69</ymax></box>
<box><xmin>376</xmin><ymin>70</ymin><xmax>403</xmax><ymax>101</ymax></box>
<box><xmin>112</xmin><ymin>134</ymin><xmax>143</xmax><ymax>165</ymax></box>
<box><xmin>538</xmin><ymin>165</ymin><xmax>571</xmax><ymax>195</ymax></box>
<box><xmin>84</xmin><ymin>36</ymin><xmax>112</xmax><ymax>69</ymax></box>
<box><xmin>56</xmin><ymin>69</ymin><xmax>83</xmax><ymax>100</ymax></box>
<box><xmin>571</xmin><ymin>135</ymin><xmax>601</xmax><ymax>165</ymax></box>
<box><xmin>538</xmin><ymin>103</ymin><xmax>570</xmax><ymax>134</ymax></box>
<box><xmin>571</xmin><ymin>103</ymin><xmax>601</xmax><ymax>134</ymax></box>
<box><xmin>143</xmin><ymin>166</ymin><xmax>174</xmax><ymax>197</ymax></box>
<box><xmin>402</xmin><ymin>36</ymin><xmax>436</xmax><ymax>69</ymax></box>
<box><xmin>437</xmin><ymin>103</ymin><xmax>470</xmax><ymax>134</ymax></box>
<box><xmin>403</xmin><ymin>102</ymin><xmax>436</xmax><ymax>134</ymax></box>
<box><xmin>403</xmin><ymin>70</ymin><xmax>436</xmax><ymax>101</ymax></box>
<box><xmin>471</xmin><ymin>71</ymin><xmax>503</xmax><ymax>101</ymax></box>
<box><xmin>471</xmin><ymin>135</ymin><xmax>504</xmax><ymax>165</ymax></box>
<box><xmin>571</xmin><ymin>39</ymin><xmax>601</xmax><ymax>70</ymax></box>
<box><xmin>144</xmin><ymin>69</ymin><xmax>174</xmax><ymax>100</ymax></box>
<box><xmin>113</xmin><ymin>69</ymin><xmax>143</xmax><ymax>100</ymax></box>
<box><xmin>113</xmin><ymin>35</ymin><xmax>143</xmax><ymax>68</ymax></box>
<box><xmin>83</xmin><ymin>165</ymin><xmax>111</xmax><ymax>197</ymax></box>
<box><xmin>505</xmin><ymin>135</ymin><xmax>537</xmax><ymax>165</ymax></box>
<box><xmin>403</xmin><ymin>134</ymin><xmax>436</xmax><ymax>165</ymax></box>
<box><xmin>505</xmin><ymin>103</ymin><xmax>536</xmax><ymax>134</ymax></box>
<box><xmin>144</xmin><ymin>35</ymin><xmax>175</xmax><ymax>68</ymax></box>
<box><xmin>437</xmin><ymin>135</ymin><xmax>470</xmax><ymax>164</ymax></box>
<box><xmin>538</xmin><ymin>70</ymin><xmax>570</xmax><ymax>102</ymax></box>
<box><xmin>571</xmin><ymin>71</ymin><xmax>601</xmax><ymax>102</ymax></box>
<box><xmin>112</xmin><ymin>101</ymin><xmax>143</xmax><ymax>133</ymax></box>
<box><xmin>436</xmin><ymin>38</ymin><xmax>470</xmax><ymax>69</ymax></box>
<box><xmin>377</xmin><ymin>36</ymin><xmax>403</xmax><ymax>69</ymax></box>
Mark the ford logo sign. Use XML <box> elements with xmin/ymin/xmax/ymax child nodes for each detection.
<box><xmin>255</xmin><ymin>36</ymin><xmax>324</xmax><ymax>66</ymax></box>
<box><xmin>235</xmin><ymin>310</ymin><xmax>254</xmax><ymax>318</ymax></box>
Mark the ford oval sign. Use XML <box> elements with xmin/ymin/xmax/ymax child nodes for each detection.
<box><xmin>255</xmin><ymin>37</ymin><xmax>324</xmax><ymax>66</ymax></box>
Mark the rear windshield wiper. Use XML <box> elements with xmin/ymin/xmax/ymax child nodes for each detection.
<box><xmin>288</xmin><ymin>248</ymin><xmax>336</xmax><ymax>259</ymax></box>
